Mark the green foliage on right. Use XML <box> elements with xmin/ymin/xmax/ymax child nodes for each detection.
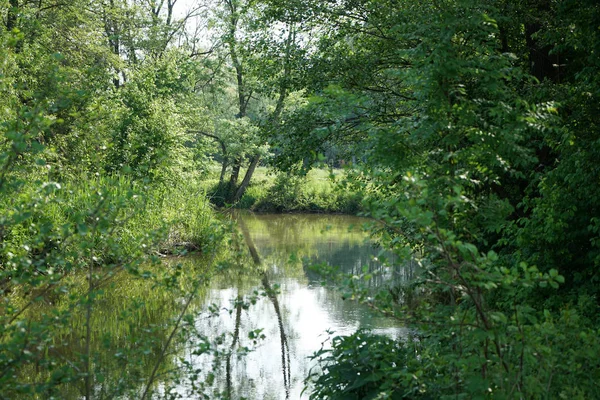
<box><xmin>268</xmin><ymin>0</ymin><xmax>600</xmax><ymax>398</ymax></box>
<box><xmin>307</xmin><ymin>330</ymin><xmax>418</xmax><ymax>400</ymax></box>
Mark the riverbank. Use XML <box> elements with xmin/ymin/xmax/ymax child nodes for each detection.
<box><xmin>204</xmin><ymin>166</ymin><xmax>364</xmax><ymax>214</ymax></box>
<box><xmin>0</xmin><ymin>170</ymin><xmax>229</xmax><ymax>398</ymax></box>
<box><xmin>0</xmin><ymin>172</ymin><xmax>222</xmax><ymax>270</ymax></box>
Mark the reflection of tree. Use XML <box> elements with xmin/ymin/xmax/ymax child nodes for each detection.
<box><xmin>226</xmin><ymin>294</ymin><xmax>243</xmax><ymax>399</ymax></box>
<box><xmin>301</xmin><ymin>234</ymin><xmax>417</xmax><ymax>285</ymax></box>
<box><xmin>15</xmin><ymin>258</ymin><xmax>212</xmax><ymax>399</ymax></box>
<box><xmin>240</xmin><ymin>213</ymin><xmax>417</xmax><ymax>329</ymax></box>
<box><xmin>243</xmin><ymin>213</ymin><xmax>369</xmax><ymax>250</ymax></box>
<box><xmin>241</xmin><ymin>212</ymin><xmax>375</xmax><ymax>283</ymax></box>
<box><xmin>209</xmin><ymin>212</ymin><xmax>410</xmax><ymax>397</ymax></box>
<box><xmin>262</xmin><ymin>272</ymin><xmax>291</xmax><ymax>399</ymax></box>
<box><xmin>238</xmin><ymin>214</ymin><xmax>291</xmax><ymax>398</ymax></box>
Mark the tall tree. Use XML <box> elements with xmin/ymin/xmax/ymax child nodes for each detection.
<box><xmin>205</xmin><ymin>0</ymin><xmax>300</xmax><ymax>203</ymax></box>
<box><xmin>273</xmin><ymin>0</ymin><xmax>600</xmax><ymax>396</ymax></box>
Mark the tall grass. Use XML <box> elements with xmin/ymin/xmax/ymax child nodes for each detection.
<box><xmin>128</xmin><ymin>173</ymin><xmax>219</xmax><ymax>254</ymax></box>
<box><xmin>0</xmin><ymin>172</ymin><xmax>220</xmax><ymax>271</ymax></box>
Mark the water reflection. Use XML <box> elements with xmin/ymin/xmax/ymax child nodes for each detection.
<box><xmin>180</xmin><ymin>213</ymin><xmax>413</xmax><ymax>399</ymax></box>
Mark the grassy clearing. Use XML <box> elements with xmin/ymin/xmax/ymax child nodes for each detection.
<box><xmin>203</xmin><ymin>165</ymin><xmax>363</xmax><ymax>213</ymax></box>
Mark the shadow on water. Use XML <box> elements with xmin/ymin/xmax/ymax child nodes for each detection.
<box><xmin>225</xmin><ymin>293</ymin><xmax>243</xmax><ymax>399</ymax></box>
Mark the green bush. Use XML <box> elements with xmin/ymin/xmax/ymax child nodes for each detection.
<box><xmin>307</xmin><ymin>330</ymin><xmax>423</xmax><ymax>400</ymax></box>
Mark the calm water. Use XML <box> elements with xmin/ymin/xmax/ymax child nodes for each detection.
<box><xmin>172</xmin><ymin>213</ymin><xmax>414</xmax><ymax>399</ymax></box>
<box><xmin>10</xmin><ymin>213</ymin><xmax>413</xmax><ymax>399</ymax></box>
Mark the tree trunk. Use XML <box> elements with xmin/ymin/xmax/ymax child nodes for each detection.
<box><xmin>219</xmin><ymin>158</ymin><xmax>228</xmax><ymax>185</ymax></box>
<box><xmin>498</xmin><ymin>23</ymin><xmax>509</xmax><ymax>53</ymax></box>
<box><xmin>524</xmin><ymin>0</ymin><xmax>560</xmax><ymax>83</ymax></box>
<box><xmin>525</xmin><ymin>22</ymin><xmax>559</xmax><ymax>82</ymax></box>
<box><xmin>233</xmin><ymin>155</ymin><xmax>260</xmax><ymax>202</ymax></box>
<box><xmin>6</xmin><ymin>0</ymin><xmax>19</xmax><ymax>32</ymax></box>
<box><xmin>190</xmin><ymin>130</ymin><xmax>229</xmax><ymax>185</ymax></box>
<box><xmin>7</xmin><ymin>0</ymin><xmax>23</xmax><ymax>53</ymax></box>
<box><xmin>226</xmin><ymin>159</ymin><xmax>241</xmax><ymax>202</ymax></box>
<box><xmin>524</xmin><ymin>7</ymin><xmax>560</xmax><ymax>174</ymax></box>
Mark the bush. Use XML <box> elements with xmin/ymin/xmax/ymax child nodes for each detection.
<box><xmin>307</xmin><ymin>330</ymin><xmax>424</xmax><ymax>400</ymax></box>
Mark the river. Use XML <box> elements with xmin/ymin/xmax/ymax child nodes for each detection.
<box><xmin>8</xmin><ymin>213</ymin><xmax>412</xmax><ymax>399</ymax></box>
<box><xmin>167</xmin><ymin>212</ymin><xmax>413</xmax><ymax>399</ymax></box>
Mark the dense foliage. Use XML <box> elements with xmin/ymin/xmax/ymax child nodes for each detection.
<box><xmin>2</xmin><ymin>0</ymin><xmax>600</xmax><ymax>398</ymax></box>
<box><xmin>269</xmin><ymin>0</ymin><xmax>600</xmax><ymax>398</ymax></box>
<box><xmin>0</xmin><ymin>1</ymin><xmax>227</xmax><ymax>398</ymax></box>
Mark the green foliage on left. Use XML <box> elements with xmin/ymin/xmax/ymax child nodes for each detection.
<box><xmin>0</xmin><ymin>103</ymin><xmax>225</xmax><ymax>398</ymax></box>
<box><xmin>0</xmin><ymin>3</ymin><xmax>230</xmax><ymax>398</ymax></box>
<box><xmin>105</xmin><ymin>53</ymin><xmax>198</xmax><ymax>183</ymax></box>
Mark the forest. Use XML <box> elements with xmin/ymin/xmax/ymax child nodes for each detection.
<box><xmin>1</xmin><ymin>0</ymin><xmax>599</xmax><ymax>398</ymax></box>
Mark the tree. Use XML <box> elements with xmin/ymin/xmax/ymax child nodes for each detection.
<box><xmin>98</xmin><ymin>0</ymin><xmax>205</xmax><ymax>86</ymax></box>
<box><xmin>200</xmin><ymin>0</ymin><xmax>301</xmax><ymax>204</ymax></box>
<box><xmin>270</xmin><ymin>0</ymin><xmax>600</xmax><ymax>397</ymax></box>
<box><xmin>0</xmin><ymin>3</ymin><xmax>225</xmax><ymax>398</ymax></box>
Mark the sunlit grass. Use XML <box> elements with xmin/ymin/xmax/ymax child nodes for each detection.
<box><xmin>203</xmin><ymin>163</ymin><xmax>362</xmax><ymax>213</ymax></box>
